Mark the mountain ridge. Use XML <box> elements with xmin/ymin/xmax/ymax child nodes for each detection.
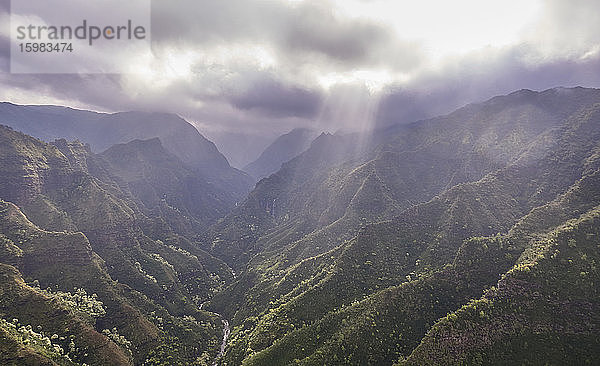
<box><xmin>202</xmin><ymin>87</ymin><xmax>600</xmax><ymax>365</ymax></box>
<box><xmin>1</xmin><ymin>86</ymin><xmax>600</xmax><ymax>365</ymax></box>
<box><xmin>0</xmin><ymin>103</ymin><xmax>253</xmax><ymax>201</ymax></box>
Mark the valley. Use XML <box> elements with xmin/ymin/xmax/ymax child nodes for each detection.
<box><xmin>0</xmin><ymin>87</ymin><xmax>599</xmax><ymax>365</ymax></box>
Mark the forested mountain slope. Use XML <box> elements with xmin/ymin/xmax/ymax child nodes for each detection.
<box><xmin>1</xmin><ymin>87</ymin><xmax>599</xmax><ymax>365</ymax></box>
<box><xmin>207</xmin><ymin>87</ymin><xmax>600</xmax><ymax>270</ymax></box>
<box><xmin>204</xmin><ymin>88</ymin><xmax>600</xmax><ymax>365</ymax></box>
<box><xmin>0</xmin><ymin>125</ymin><xmax>236</xmax><ymax>364</ymax></box>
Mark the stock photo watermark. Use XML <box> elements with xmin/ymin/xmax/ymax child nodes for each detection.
<box><xmin>10</xmin><ymin>0</ymin><xmax>151</xmax><ymax>73</ymax></box>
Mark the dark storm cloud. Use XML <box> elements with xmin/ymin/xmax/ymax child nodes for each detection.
<box><xmin>150</xmin><ymin>0</ymin><xmax>420</xmax><ymax>71</ymax></box>
<box><xmin>285</xmin><ymin>17</ymin><xmax>383</xmax><ymax>62</ymax></box>
<box><xmin>376</xmin><ymin>46</ymin><xmax>600</xmax><ymax>127</ymax></box>
<box><xmin>150</xmin><ymin>0</ymin><xmax>273</xmax><ymax>43</ymax></box>
<box><xmin>229</xmin><ymin>76</ymin><xmax>323</xmax><ymax>118</ymax></box>
<box><xmin>278</xmin><ymin>3</ymin><xmax>408</xmax><ymax>67</ymax></box>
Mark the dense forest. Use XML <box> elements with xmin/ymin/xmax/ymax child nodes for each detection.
<box><xmin>0</xmin><ymin>87</ymin><xmax>599</xmax><ymax>365</ymax></box>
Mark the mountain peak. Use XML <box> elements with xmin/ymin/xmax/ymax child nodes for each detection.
<box><xmin>101</xmin><ymin>137</ymin><xmax>169</xmax><ymax>161</ymax></box>
<box><xmin>0</xmin><ymin>104</ymin><xmax>254</xmax><ymax>199</ymax></box>
<box><xmin>243</xmin><ymin>128</ymin><xmax>319</xmax><ymax>180</ymax></box>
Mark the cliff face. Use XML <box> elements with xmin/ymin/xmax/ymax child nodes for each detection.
<box><xmin>0</xmin><ymin>125</ymin><xmax>227</xmax><ymax>364</ymax></box>
<box><xmin>0</xmin><ymin>127</ymin><xmax>69</xmax><ymax>204</ymax></box>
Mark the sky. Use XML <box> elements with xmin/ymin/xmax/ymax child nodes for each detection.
<box><xmin>1</xmin><ymin>0</ymin><xmax>600</xmax><ymax>166</ymax></box>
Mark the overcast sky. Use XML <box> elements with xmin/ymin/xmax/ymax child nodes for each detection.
<box><xmin>1</xmin><ymin>0</ymin><xmax>600</xmax><ymax>156</ymax></box>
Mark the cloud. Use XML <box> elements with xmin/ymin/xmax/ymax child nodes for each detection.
<box><xmin>523</xmin><ymin>0</ymin><xmax>600</xmax><ymax>58</ymax></box>
<box><xmin>0</xmin><ymin>0</ymin><xmax>599</xmax><ymax>156</ymax></box>
<box><xmin>150</xmin><ymin>0</ymin><xmax>419</xmax><ymax>71</ymax></box>
<box><xmin>376</xmin><ymin>45</ymin><xmax>600</xmax><ymax>127</ymax></box>
<box><xmin>228</xmin><ymin>75</ymin><xmax>323</xmax><ymax>118</ymax></box>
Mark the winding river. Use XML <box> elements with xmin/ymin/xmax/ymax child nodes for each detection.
<box><xmin>212</xmin><ymin>318</ymin><xmax>231</xmax><ymax>366</ymax></box>
<box><xmin>211</xmin><ymin>268</ymin><xmax>235</xmax><ymax>365</ymax></box>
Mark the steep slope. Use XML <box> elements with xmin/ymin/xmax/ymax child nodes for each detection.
<box><xmin>3</xmin><ymin>87</ymin><xmax>600</xmax><ymax>365</ymax></box>
<box><xmin>0</xmin><ymin>201</ymin><xmax>140</xmax><ymax>365</ymax></box>
<box><xmin>208</xmin><ymin>87</ymin><xmax>600</xmax><ymax>272</ymax></box>
<box><xmin>205</xmin><ymin>131</ymin><xmax>366</xmax><ymax>267</ymax></box>
<box><xmin>401</xmin><ymin>206</ymin><xmax>600</xmax><ymax>365</ymax></box>
<box><xmin>205</xmin><ymin>89</ymin><xmax>600</xmax><ymax>365</ymax></box>
<box><xmin>0</xmin><ymin>125</ymin><xmax>230</xmax><ymax>364</ymax></box>
<box><xmin>48</xmin><ymin>135</ymin><xmax>235</xmax><ymax>300</ymax></box>
<box><xmin>232</xmin><ymin>104</ymin><xmax>600</xmax><ymax>366</ymax></box>
<box><xmin>243</xmin><ymin>128</ymin><xmax>318</xmax><ymax>180</ymax></box>
<box><xmin>206</xmin><ymin>87</ymin><xmax>600</xmax><ymax>316</ymax></box>
<box><xmin>397</xmin><ymin>124</ymin><xmax>600</xmax><ymax>365</ymax></box>
<box><xmin>0</xmin><ymin>103</ymin><xmax>253</xmax><ymax>200</ymax></box>
<box><xmin>99</xmin><ymin>138</ymin><xmax>235</xmax><ymax>234</ymax></box>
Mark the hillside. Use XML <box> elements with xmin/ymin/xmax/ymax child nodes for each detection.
<box><xmin>203</xmin><ymin>87</ymin><xmax>600</xmax><ymax>365</ymax></box>
<box><xmin>1</xmin><ymin>87</ymin><xmax>599</xmax><ymax>365</ymax></box>
<box><xmin>99</xmin><ymin>138</ymin><xmax>237</xmax><ymax>234</ymax></box>
<box><xmin>0</xmin><ymin>125</ymin><xmax>234</xmax><ymax>364</ymax></box>
<box><xmin>205</xmin><ymin>87</ymin><xmax>600</xmax><ymax>271</ymax></box>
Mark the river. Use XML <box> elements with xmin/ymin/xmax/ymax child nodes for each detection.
<box><xmin>212</xmin><ymin>318</ymin><xmax>230</xmax><ymax>366</ymax></box>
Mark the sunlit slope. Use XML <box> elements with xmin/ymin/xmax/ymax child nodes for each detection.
<box><xmin>208</xmin><ymin>89</ymin><xmax>600</xmax><ymax>365</ymax></box>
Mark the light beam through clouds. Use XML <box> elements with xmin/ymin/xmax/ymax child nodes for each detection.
<box><xmin>0</xmin><ymin>0</ymin><xmax>599</xmax><ymax>166</ymax></box>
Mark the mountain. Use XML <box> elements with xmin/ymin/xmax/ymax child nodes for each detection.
<box><xmin>201</xmin><ymin>87</ymin><xmax>600</xmax><ymax>365</ymax></box>
<box><xmin>0</xmin><ymin>199</ymin><xmax>155</xmax><ymax>365</ymax></box>
<box><xmin>98</xmin><ymin>138</ymin><xmax>237</xmax><ymax>234</ymax></box>
<box><xmin>243</xmin><ymin>128</ymin><xmax>319</xmax><ymax>180</ymax></box>
<box><xmin>0</xmin><ymin>125</ymin><xmax>233</xmax><ymax>364</ymax></box>
<box><xmin>0</xmin><ymin>103</ymin><xmax>253</xmax><ymax>200</ymax></box>
<box><xmin>204</xmin><ymin>131</ymin><xmax>367</xmax><ymax>267</ymax></box>
<box><xmin>206</xmin><ymin>87</ymin><xmax>600</xmax><ymax>270</ymax></box>
<box><xmin>1</xmin><ymin>86</ymin><xmax>600</xmax><ymax>365</ymax></box>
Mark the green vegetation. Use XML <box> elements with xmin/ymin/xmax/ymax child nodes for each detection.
<box><xmin>2</xmin><ymin>87</ymin><xmax>600</xmax><ymax>365</ymax></box>
<box><xmin>207</xmin><ymin>88</ymin><xmax>600</xmax><ymax>365</ymax></box>
<box><xmin>0</xmin><ymin>126</ymin><xmax>227</xmax><ymax>364</ymax></box>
